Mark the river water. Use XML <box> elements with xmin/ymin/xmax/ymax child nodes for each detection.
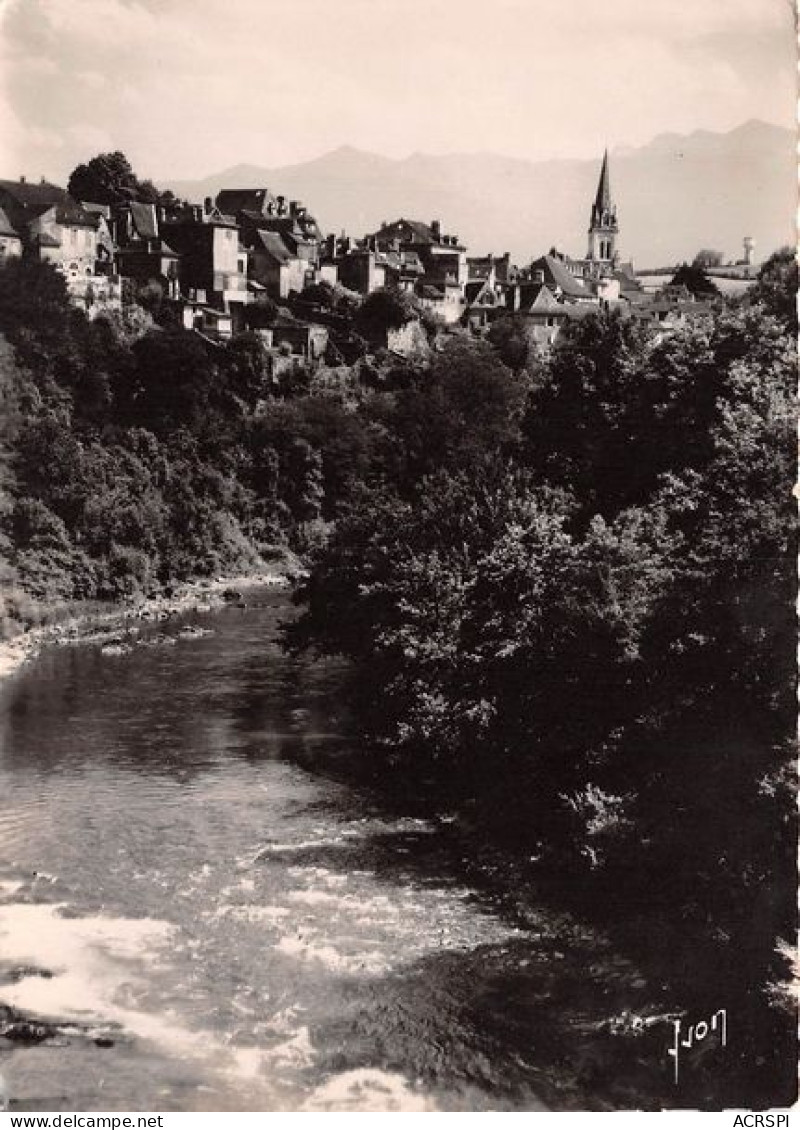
<box><xmin>0</xmin><ymin>590</ymin><xmax>677</xmax><ymax>1112</ymax></box>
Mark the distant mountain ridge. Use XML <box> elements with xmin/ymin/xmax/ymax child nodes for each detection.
<box><xmin>166</xmin><ymin>120</ymin><xmax>795</xmax><ymax>267</ymax></box>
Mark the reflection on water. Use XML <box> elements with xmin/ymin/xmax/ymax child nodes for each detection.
<box><xmin>0</xmin><ymin>593</ymin><xmax>554</xmax><ymax>1112</ymax></box>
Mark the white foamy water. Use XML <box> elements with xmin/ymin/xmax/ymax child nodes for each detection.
<box><xmin>0</xmin><ymin>592</ymin><xmax>547</xmax><ymax>1112</ymax></box>
<box><xmin>303</xmin><ymin>1069</ymin><xmax>434</xmax><ymax>1112</ymax></box>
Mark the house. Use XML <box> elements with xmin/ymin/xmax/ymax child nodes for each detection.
<box><xmin>330</xmin><ymin>246</ymin><xmax>386</xmax><ymax>295</ymax></box>
<box><xmin>249</xmin><ymin>229</ymin><xmax>308</xmax><ymax>300</ymax></box>
<box><xmin>181</xmin><ymin>301</ymin><xmax>233</xmax><ymax>339</ymax></box>
<box><xmin>216</xmin><ymin>189</ymin><xmax>321</xmax><ymax>243</ymax></box>
<box><xmin>162</xmin><ymin>200</ymin><xmax>250</xmax><ymax>334</ymax></box>
<box><xmin>515</xmin><ymin>282</ymin><xmax>572</xmax><ymax>348</ymax></box>
<box><xmin>467</xmin><ymin>252</ymin><xmax>517</xmax><ymax>288</ymax></box>
<box><xmin>463</xmin><ymin>278</ymin><xmax>503</xmax><ymax>333</ymax></box>
<box><xmin>216</xmin><ymin>188</ymin><xmax>327</xmax><ymax>302</ymax></box>
<box><xmin>367</xmin><ymin>217</ymin><xmax>469</xmax><ymax>293</ymax></box>
<box><xmin>526</xmin><ymin>252</ymin><xmax>594</xmax><ymax>303</ymax></box>
<box><xmin>0</xmin><ymin>178</ymin><xmax>101</xmax><ymax>276</ymax></box>
<box><xmin>0</xmin><ymin>178</ymin><xmax>124</xmax><ymax>315</ymax></box>
<box><xmin>271</xmin><ymin>316</ymin><xmax>329</xmax><ymax>364</ymax></box>
<box><xmin>416</xmin><ymin>281</ymin><xmax>465</xmax><ymax>325</ymax></box>
<box><xmin>115</xmin><ymin>201</ymin><xmax>181</xmax><ymax>297</ymax></box>
<box><xmin>79</xmin><ymin>202</ymin><xmax>116</xmax><ymax>274</ymax></box>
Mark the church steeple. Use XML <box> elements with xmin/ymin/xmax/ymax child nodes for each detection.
<box><xmin>587</xmin><ymin>149</ymin><xmax>618</xmax><ymax>263</ymax></box>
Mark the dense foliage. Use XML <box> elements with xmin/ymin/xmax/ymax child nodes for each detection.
<box><xmin>67</xmin><ymin>150</ymin><xmax>173</xmax><ymax>207</ymax></box>
<box><xmin>0</xmin><ymin>247</ymin><xmax>795</xmax><ymax>1101</ymax></box>
<box><xmin>288</xmin><ymin>269</ymin><xmax>797</xmax><ymax>1100</ymax></box>
<box><xmin>0</xmin><ymin>258</ymin><xmax>381</xmax><ymax>628</ymax></box>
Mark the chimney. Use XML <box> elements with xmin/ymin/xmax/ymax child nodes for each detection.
<box><xmin>431</xmin><ymin>219</ymin><xmax>441</xmax><ymax>241</ymax></box>
<box><xmin>204</xmin><ymin>196</ymin><xmax>213</xmax><ymax>214</ymax></box>
<box><xmin>19</xmin><ymin>175</ymin><xmax>25</xmax><ymax>184</ymax></box>
<box><xmin>40</xmin><ymin>175</ymin><xmax>46</xmax><ymax>185</ymax></box>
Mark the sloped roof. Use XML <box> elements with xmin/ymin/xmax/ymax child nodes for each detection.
<box><xmin>0</xmin><ymin>180</ymin><xmax>98</xmax><ymax>231</ymax></box>
<box><xmin>55</xmin><ymin>197</ymin><xmax>97</xmax><ymax>228</ymax></box>
<box><xmin>118</xmin><ymin>239</ymin><xmax>180</xmax><ymax>259</ymax></box>
<box><xmin>370</xmin><ymin>218</ymin><xmax>465</xmax><ymax>251</ymax></box>
<box><xmin>530</xmin><ymin>254</ymin><xmax>590</xmax><ymax>299</ymax></box>
<box><xmin>374</xmin><ymin>218</ymin><xmax>436</xmax><ymax>245</ymax></box>
<box><xmin>0</xmin><ymin>179</ymin><xmax>67</xmax><ymax>219</ymax></box>
<box><xmin>0</xmin><ymin>204</ymin><xmax>19</xmax><ymax>238</ymax></box>
<box><xmin>129</xmin><ymin>201</ymin><xmax>159</xmax><ymax>241</ymax></box>
<box><xmin>465</xmin><ymin>280</ymin><xmax>497</xmax><ymax>305</ymax></box>
<box><xmin>216</xmin><ymin>188</ymin><xmax>277</xmax><ymax>216</ymax></box>
<box><xmin>80</xmin><ymin>201</ymin><xmax>111</xmax><ymax>219</ymax></box>
<box><xmin>402</xmin><ymin>250</ymin><xmax>423</xmax><ymax>270</ymax></box>
<box><xmin>517</xmin><ymin>282</ymin><xmax>564</xmax><ymax>313</ymax></box>
<box><xmin>254</xmin><ymin>230</ymin><xmax>292</xmax><ymax>263</ymax></box>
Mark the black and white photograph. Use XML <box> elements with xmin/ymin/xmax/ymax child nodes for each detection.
<box><xmin>0</xmin><ymin>0</ymin><xmax>796</xmax><ymax>1115</ymax></box>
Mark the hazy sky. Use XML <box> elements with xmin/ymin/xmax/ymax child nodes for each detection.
<box><xmin>0</xmin><ymin>0</ymin><xmax>795</xmax><ymax>182</ymax></box>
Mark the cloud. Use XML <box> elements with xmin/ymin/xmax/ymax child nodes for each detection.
<box><xmin>0</xmin><ymin>0</ymin><xmax>794</xmax><ymax>181</ymax></box>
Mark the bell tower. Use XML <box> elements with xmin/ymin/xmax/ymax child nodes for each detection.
<box><xmin>586</xmin><ymin>149</ymin><xmax>618</xmax><ymax>263</ymax></box>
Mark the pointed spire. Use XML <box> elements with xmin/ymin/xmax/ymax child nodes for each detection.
<box><xmin>594</xmin><ymin>148</ymin><xmax>611</xmax><ymax>212</ymax></box>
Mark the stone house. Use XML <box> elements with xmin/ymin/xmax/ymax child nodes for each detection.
<box><xmin>115</xmin><ymin>201</ymin><xmax>181</xmax><ymax>297</ymax></box>
<box><xmin>0</xmin><ymin>178</ymin><xmax>101</xmax><ymax>276</ymax></box>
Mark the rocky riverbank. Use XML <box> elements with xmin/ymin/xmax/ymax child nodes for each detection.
<box><xmin>0</xmin><ymin>553</ymin><xmax>305</xmax><ymax>687</ymax></box>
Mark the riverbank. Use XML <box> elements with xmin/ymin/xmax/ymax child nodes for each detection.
<box><xmin>0</xmin><ymin>550</ymin><xmax>305</xmax><ymax>687</ymax></box>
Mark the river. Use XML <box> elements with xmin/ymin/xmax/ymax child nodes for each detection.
<box><xmin>0</xmin><ymin>589</ymin><xmax>680</xmax><ymax>1112</ymax></box>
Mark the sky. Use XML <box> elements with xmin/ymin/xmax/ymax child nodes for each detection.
<box><xmin>0</xmin><ymin>0</ymin><xmax>796</xmax><ymax>183</ymax></box>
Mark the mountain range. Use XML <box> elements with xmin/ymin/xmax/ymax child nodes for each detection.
<box><xmin>166</xmin><ymin>120</ymin><xmax>795</xmax><ymax>268</ymax></box>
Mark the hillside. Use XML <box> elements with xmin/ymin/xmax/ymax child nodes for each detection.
<box><xmin>166</xmin><ymin>120</ymin><xmax>795</xmax><ymax>267</ymax></box>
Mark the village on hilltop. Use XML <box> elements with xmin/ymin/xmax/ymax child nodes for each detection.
<box><xmin>0</xmin><ymin>151</ymin><xmax>758</xmax><ymax>371</ymax></box>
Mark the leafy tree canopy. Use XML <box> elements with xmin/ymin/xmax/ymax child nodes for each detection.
<box><xmin>668</xmin><ymin>262</ymin><xmax>721</xmax><ymax>298</ymax></box>
<box><xmin>67</xmin><ymin>151</ymin><xmax>167</xmax><ymax>207</ymax></box>
<box><xmin>748</xmin><ymin>246</ymin><xmax>798</xmax><ymax>332</ymax></box>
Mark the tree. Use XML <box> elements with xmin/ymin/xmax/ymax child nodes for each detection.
<box><xmin>355</xmin><ymin>287</ymin><xmax>415</xmax><ymax>345</ymax></box>
<box><xmin>748</xmin><ymin>247</ymin><xmax>798</xmax><ymax>332</ymax></box>
<box><xmin>692</xmin><ymin>249</ymin><xmax>724</xmax><ymax>269</ymax></box>
<box><xmin>67</xmin><ymin>151</ymin><xmax>166</xmax><ymax>207</ymax></box>
<box><xmin>369</xmin><ymin>337</ymin><xmax>528</xmax><ymax>488</ymax></box>
<box><xmin>67</xmin><ymin>151</ymin><xmax>139</xmax><ymax>205</ymax></box>
<box><xmin>522</xmin><ymin>310</ymin><xmax>651</xmax><ymax>512</ymax></box>
<box><xmin>488</xmin><ymin>315</ymin><xmax>530</xmax><ymax>373</ymax></box>
<box><xmin>667</xmin><ymin>262</ymin><xmax>721</xmax><ymax>298</ymax></box>
<box><xmin>128</xmin><ymin>328</ymin><xmax>218</xmax><ymax>433</ymax></box>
